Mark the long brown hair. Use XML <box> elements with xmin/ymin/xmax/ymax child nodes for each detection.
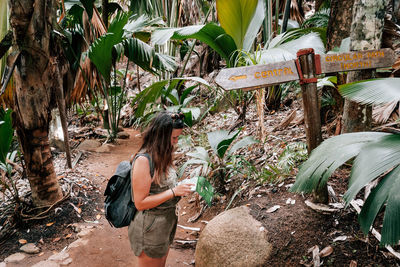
<box><xmin>137</xmin><ymin>111</ymin><xmax>184</xmax><ymax>185</ymax></box>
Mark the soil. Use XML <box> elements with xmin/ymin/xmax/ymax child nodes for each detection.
<box><xmin>1</xmin><ymin>128</ymin><xmax>400</xmax><ymax>266</ymax></box>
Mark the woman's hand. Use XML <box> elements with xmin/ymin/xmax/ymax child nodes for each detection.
<box><xmin>172</xmin><ymin>184</ymin><xmax>194</xmax><ymax>197</ymax></box>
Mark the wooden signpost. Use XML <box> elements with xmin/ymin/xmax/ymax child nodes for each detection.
<box><xmin>215</xmin><ymin>48</ymin><xmax>396</xmax><ymax>154</ymax></box>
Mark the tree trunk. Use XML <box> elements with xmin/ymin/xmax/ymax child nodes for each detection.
<box><xmin>10</xmin><ymin>0</ymin><xmax>65</xmax><ymax>206</ymax></box>
<box><xmin>326</xmin><ymin>0</ymin><xmax>355</xmax><ymax>51</ymax></box>
<box><xmin>341</xmin><ymin>0</ymin><xmax>388</xmax><ymax>133</ymax></box>
<box><xmin>325</xmin><ymin>0</ymin><xmax>356</xmax><ymax>120</ymax></box>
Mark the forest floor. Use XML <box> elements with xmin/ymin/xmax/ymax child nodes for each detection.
<box><xmin>1</xmin><ymin>112</ymin><xmax>400</xmax><ymax>266</ymax></box>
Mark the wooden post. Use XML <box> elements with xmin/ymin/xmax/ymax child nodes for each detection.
<box><xmin>296</xmin><ymin>48</ymin><xmax>323</xmax><ymax>154</ymax></box>
<box><xmin>296</xmin><ymin>48</ymin><xmax>327</xmax><ymax>204</ymax></box>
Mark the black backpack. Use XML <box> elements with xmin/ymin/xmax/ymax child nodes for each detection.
<box><xmin>104</xmin><ymin>153</ymin><xmax>154</xmax><ymax>228</ymax></box>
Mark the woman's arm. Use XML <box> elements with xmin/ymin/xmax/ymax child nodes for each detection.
<box><xmin>132</xmin><ymin>156</ymin><xmax>193</xmax><ymax>211</ymax></box>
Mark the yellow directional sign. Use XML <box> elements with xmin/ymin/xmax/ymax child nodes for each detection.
<box><xmin>215</xmin><ymin>48</ymin><xmax>396</xmax><ymax>91</ymax></box>
<box><xmin>320</xmin><ymin>48</ymin><xmax>395</xmax><ymax>73</ymax></box>
<box><xmin>215</xmin><ymin>60</ymin><xmax>299</xmax><ymax>91</ymax></box>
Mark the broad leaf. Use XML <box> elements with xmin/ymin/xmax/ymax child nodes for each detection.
<box><xmin>88</xmin><ymin>33</ymin><xmax>115</xmax><ymax>83</ymax></box>
<box><xmin>290</xmin><ymin>132</ymin><xmax>390</xmax><ymax>194</ymax></box>
<box><xmin>359</xmin><ymin>165</ymin><xmax>400</xmax><ymax>245</ymax></box>
<box><xmin>227</xmin><ymin>136</ymin><xmax>259</xmax><ymax>156</ymax></box>
<box><xmin>344</xmin><ymin>134</ymin><xmax>400</xmax><ymax>203</ymax></box>
<box><xmin>216</xmin><ymin>0</ymin><xmax>258</xmax><ymax>49</ymax></box>
<box><xmin>242</xmin><ymin>0</ymin><xmax>265</xmax><ymax>51</ymax></box>
<box><xmin>152</xmin><ymin>23</ymin><xmax>237</xmax><ymax>65</ymax></box>
<box><xmin>123</xmin><ymin>15</ymin><xmax>164</xmax><ymax>37</ymax></box>
<box><xmin>80</xmin><ymin>0</ymin><xmax>95</xmax><ymax>19</ymax></box>
<box><xmin>123</xmin><ymin>38</ymin><xmax>176</xmax><ymax>74</ymax></box>
<box><xmin>339</xmin><ymin>78</ymin><xmax>400</xmax><ymax>106</ymax></box>
<box><xmin>0</xmin><ymin>108</ymin><xmax>13</xmax><ymax>164</ymax></box>
<box><xmin>196</xmin><ymin>176</ymin><xmax>214</xmax><ymax>206</ymax></box>
<box><xmin>258</xmin><ymin>32</ymin><xmax>325</xmax><ymax>64</ymax></box>
<box><xmin>207</xmin><ymin>130</ymin><xmax>240</xmax><ymax>159</ymax></box>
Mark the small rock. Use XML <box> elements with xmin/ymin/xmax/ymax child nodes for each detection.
<box><xmin>4</xmin><ymin>252</ymin><xmax>26</xmax><ymax>263</ymax></box>
<box><xmin>68</xmin><ymin>238</ymin><xmax>88</xmax><ymax>248</ymax></box>
<box><xmin>20</xmin><ymin>243</ymin><xmax>40</xmax><ymax>254</ymax></box>
<box><xmin>77</xmin><ymin>140</ymin><xmax>101</xmax><ymax>151</ymax></box>
<box><xmin>117</xmin><ymin>131</ymin><xmax>130</xmax><ymax>139</ymax></box>
<box><xmin>48</xmin><ymin>251</ymin><xmax>69</xmax><ymax>262</ymax></box>
<box><xmin>94</xmin><ymin>144</ymin><xmax>114</xmax><ymax>153</ymax></box>
<box><xmin>0</xmin><ymin>262</ymin><xmax>6</xmax><ymax>267</ymax></box>
<box><xmin>32</xmin><ymin>260</ymin><xmax>60</xmax><ymax>267</ymax></box>
<box><xmin>77</xmin><ymin>229</ymin><xmax>93</xmax><ymax>237</ymax></box>
<box><xmin>61</xmin><ymin>258</ymin><xmax>73</xmax><ymax>266</ymax></box>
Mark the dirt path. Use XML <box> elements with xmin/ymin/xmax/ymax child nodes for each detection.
<box><xmin>67</xmin><ymin>129</ymin><xmax>195</xmax><ymax>267</ymax></box>
<box><xmin>4</xmin><ymin>129</ymin><xmax>195</xmax><ymax>267</ymax></box>
<box><xmin>66</xmin><ymin>129</ymin><xmax>195</xmax><ymax>266</ymax></box>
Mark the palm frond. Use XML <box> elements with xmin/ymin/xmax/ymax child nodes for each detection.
<box><xmin>339</xmin><ymin>78</ymin><xmax>400</xmax><ymax>106</ymax></box>
<box><xmin>359</xmin><ymin>165</ymin><xmax>400</xmax><ymax>245</ymax></box>
<box><xmin>290</xmin><ymin>132</ymin><xmax>390</xmax><ymax>194</ymax></box>
<box><xmin>344</xmin><ymin>134</ymin><xmax>400</xmax><ymax>203</ymax></box>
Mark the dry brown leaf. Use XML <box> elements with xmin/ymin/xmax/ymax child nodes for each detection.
<box><xmin>319</xmin><ymin>246</ymin><xmax>333</xmax><ymax>257</ymax></box>
<box><xmin>38</xmin><ymin>252</ymin><xmax>44</xmax><ymax>256</ymax></box>
<box><xmin>52</xmin><ymin>237</ymin><xmax>61</xmax><ymax>242</ymax></box>
<box><xmin>18</xmin><ymin>239</ymin><xmax>27</xmax><ymax>244</ymax></box>
<box><xmin>46</xmin><ymin>222</ymin><xmax>55</xmax><ymax>227</ymax></box>
<box><xmin>96</xmin><ymin>214</ymin><xmax>101</xmax><ymax>220</ymax></box>
<box><xmin>78</xmin><ymin>208</ymin><xmax>82</xmax><ymax>214</ymax></box>
<box><xmin>65</xmin><ymin>233</ymin><xmax>73</xmax><ymax>239</ymax></box>
<box><xmin>349</xmin><ymin>260</ymin><xmax>357</xmax><ymax>267</ymax></box>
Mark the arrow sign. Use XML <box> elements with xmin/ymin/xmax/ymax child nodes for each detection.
<box><xmin>320</xmin><ymin>48</ymin><xmax>395</xmax><ymax>73</ymax></box>
<box><xmin>215</xmin><ymin>60</ymin><xmax>300</xmax><ymax>91</ymax></box>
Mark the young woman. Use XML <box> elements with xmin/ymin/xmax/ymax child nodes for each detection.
<box><xmin>129</xmin><ymin>111</ymin><xmax>193</xmax><ymax>267</ymax></box>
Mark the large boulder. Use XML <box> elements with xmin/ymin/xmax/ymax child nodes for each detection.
<box><xmin>195</xmin><ymin>206</ymin><xmax>272</xmax><ymax>267</ymax></box>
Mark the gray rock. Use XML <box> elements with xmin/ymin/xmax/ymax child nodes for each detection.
<box><xmin>195</xmin><ymin>206</ymin><xmax>272</xmax><ymax>267</ymax></box>
<box><xmin>61</xmin><ymin>258</ymin><xmax>73</xmax><ymax>266</ymax></box>
<box><xmin>68</xmin><ymin>238</ymin><xmax>88</xmax><ymax>249</ymax></box>
<box><xmin>4</xmin><ymin>252</ymin><xmax>25</xmax><ymax>263</ymax></box>
<box><xmin>20</xmin><ymin>243</ymin><xmax>40</xmax><ymax>254</ymax></box>
<box><xmin>48</xmin><ymin>251</ymin><xmax>69</xmax><ymax>262</ymax></box>
<box><xmin>94</xmin><ymin>144</ymin><xmax>114</xmax><ymax>153</ymax></box>
<box><xmin>117</xmin><ymin>131</ymin><xmax>130</xmax><ymax>139</ymax></box>
<box><xmin>77</xmin><ymin>228</ymin><xmax>93</xmax><ymax>237</ymax></box>
<box><xmin>77</xmin><ymin>140</ymin><xmax>101</xmax><ymax>151</ymax></box>
<box><xmin>32</xmin><ymin>260</ymin><xmax>60</xmax><ymax>267</ymax></box>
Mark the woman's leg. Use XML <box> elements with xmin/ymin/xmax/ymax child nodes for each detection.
<box><xmin>137</xmin><ymin>250</ymin><xmax>169</xmax><ymax>267</ymax></box>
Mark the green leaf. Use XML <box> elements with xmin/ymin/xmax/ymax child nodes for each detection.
<box><xmin>207</xmin><ymin>129</ymin><xmax>240</xmax><ymax>159</ymax></box>
<box><xmin>0</xmin><ymin>108</ymin><xmax>13</xmax><ymax>165</ymax></box>
<box><xmin>339</xmin><ymin>78</ymin><xmax>400</xmax><ymax>106</ymax></box>
<box><xmin>80</xmin><ymin>0</ymin><xmax>95</xmax><ymax>19</ymax></box>
<box><xmin>123</xmin><ymin>38</ymin><xmax>176</xmax><ymax>74</ymax></box>
<box><xmin>216</xmin><ymin>0</ymin><xmax>258</xmax><ymax>49</ymax></box>
<box><xmin>196</xmin><ymin>176</ymin><xmax>214</xmax><ymax>206</ymax></box>
<box><xmin>380</xmin><ymin>175</ymin><xmax>400</xmax><ymax>245</ymax></box>
<box><xmin>133</xmin><ymin>80</ymin><xmax>170</xmax><ymax>117</ymax></box>
<box><xmin>359</xmin><ymin>165</ymin><xmax>400</xmax><ymax>245</ymax></box>
<box><xmin>227</xmin><ymin>136</ymin><xmax>259</xmax><ymax>156</ymax></box>
<box><xmin>123</xmin><ymin>15</ymin><xmax>164</xmax><ymax>36</ymax></box>
<box><xmin>152</xmin><ymin>23</ymin><xmax>237</xmax><ymax>65</ymax></box>
<box><xmin>88</xmin><ymin>33</ymin><xmax>115</xmax><ymax>83</ymax></box>
<box><xmin>133</xmin><ymin>77</ymin><xmax>209</xmax><ymax>117</ymax></box>
<box><xmin>242</xmin><ymin>0</ymin><xmax>265</xmax><ymax>51</ymax></box>
<box><xmin>344</xmin><ymin>134</ymin><xmax>400</xmax><ymax>203</ymax></box>
<box><xmin>290</xmin><ymin>132</ymin><xmax>389</xmax><ymax>194</ymax></box>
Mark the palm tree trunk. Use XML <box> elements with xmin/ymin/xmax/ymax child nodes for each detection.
<box><xmin>341</xmin><ymin>0</ymin><xmax>388</xmax><ymax>133</ymax></box>
<box><xmin>16</xmin><ymin>127</ymin><xmax>63</xmax><ymax>206</ymax></box>
<box><xmin>10</xmin><ymin>0</ymin><xmax>64</xmax><ymax>206</ymax></box>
